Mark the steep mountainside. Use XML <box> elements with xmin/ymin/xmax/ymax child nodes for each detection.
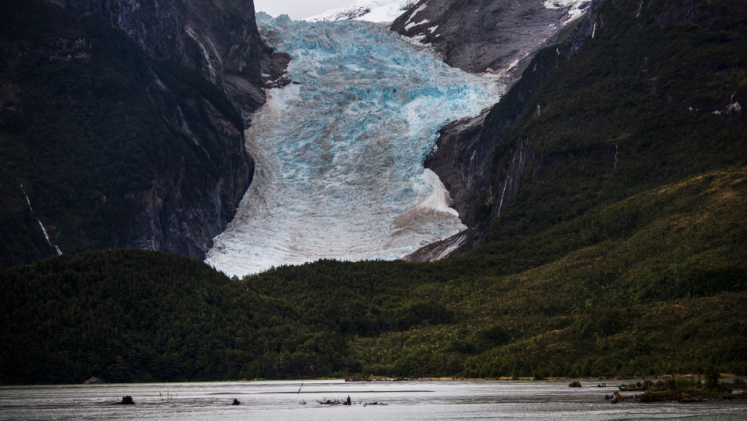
<box><xmin>408</xmin><ymin>0</ymin><xmax>747</xmax><ymax>261</ymax></box>
<box><xmin>391</xmin><ymin>0</ymin><xmax>591</xmax><ymax>79</ymax></box>
<box><xmin>0</xmin><ymin>0</ymin><xmax>268</xmax><ymax>266</ymax></box>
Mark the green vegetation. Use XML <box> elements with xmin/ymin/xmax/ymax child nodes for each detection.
<box><xmin>483</xmin><ymin>0</ymin><xmax>747</xmax><ymax>240</ymax></box>
<box><xmin>0</xmin><ymin>0</ymin><xmax>244</xmax><ymax>267</ymax></box>
<box><xmin>0</xmin><ymin>250</ymin><xmax>357</xmax><ymax>384</ymax></box>
<box><xmin>2</xmin><ymin>168</ymin><xmax>746</xmax><ymax>384</ymax></box>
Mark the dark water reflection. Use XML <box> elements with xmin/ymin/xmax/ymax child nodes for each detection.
<box><xmin>1</xmin><ymin>380</ymin><xmax>744</xmax><ymax>420</ymax></box>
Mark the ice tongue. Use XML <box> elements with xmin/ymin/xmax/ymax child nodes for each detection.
<box><xmin>206</xmin><ymin>15</ymin><xmax>501</xmax><ymax>277</ymax></box>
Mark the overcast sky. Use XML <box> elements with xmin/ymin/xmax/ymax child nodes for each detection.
<box><xmin>254</xmin><ymin>0</ymin><xmax>354</xmax><ymax>20</ymax></box>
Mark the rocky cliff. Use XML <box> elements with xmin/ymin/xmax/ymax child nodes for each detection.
<box><xmin>44</xmin><ymin>0</ymin><xmax>281</xmax><ymax>127</ymax></box>
<box><xmin>0</xmin><ymin>0</ymin><xmax>279</xmax><ymax>266</ymax></box>
<box><xmin>391</xmin><ymin>0</ymin><xmax>591</xmax><ymax>81</ymax></box>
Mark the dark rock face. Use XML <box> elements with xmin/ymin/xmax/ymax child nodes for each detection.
<box><xmin>33</xmin><ymin>0</ymin><xmax>282</xmax><ymax>261</ymax></box>
<box><xmin>45</xmin><ymin>0</ymin><xmax>274</xmax><ymax>119</ymax></box>
<box><xmin>423</xmin><ymin>109</ymin><xmax>492</xmax><ymax>228</ymax></box>
<box><xmin>391</xmin><ymin>0</ymin><xmax>590</xmax><ymax>82</ymax></box>
<box><xmin>0</xmin><ymin>0</ymin><xmax>279</xmax><ymax>266</ymax></box>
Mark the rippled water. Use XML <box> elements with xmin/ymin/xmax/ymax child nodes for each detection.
<box><xmin>1</xmin><ymin>380</ymin><xmax>744</xmax><ymax>420</ymax></box>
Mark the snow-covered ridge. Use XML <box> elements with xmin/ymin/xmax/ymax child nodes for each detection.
<box><xmin>544</xmin><ymin>0</ymin><xmax>592</xmax><ymax>22</ymax></box>
<box><xmin>306</xmin><ymin>0</ymin><xmax>416</xmax><ymax>23</ymax></box>
<box><xmin>206</xmin><ymin>14</ymin><xmax>501</xmax><ymax>276</ymax></box>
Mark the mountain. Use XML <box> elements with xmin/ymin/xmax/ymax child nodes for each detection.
<box><xmin>407</xmin><ymin>0</ymin><xmax>747</xmax><ymax>261</ymax></box>
<box><xmin>1</xmin><ymin>0</ymin><xmax>746</xmax><ymax>385</ymax></box>
<box><xmin>0</xmin><ymin>0</ymin><xmax>282</xmax><ymax>266</ymax></box>
<box><xmin>306</xmin><ymin>0</ymin><xmax>415</xmax><ymax>23</ymax></box>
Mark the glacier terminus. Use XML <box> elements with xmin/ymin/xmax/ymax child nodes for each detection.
<box><xmin>206</xmin><ymin>14</ymin><xmax>501</xmax><ymax>277</ymax></box>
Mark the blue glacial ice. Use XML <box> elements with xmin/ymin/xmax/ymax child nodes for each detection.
<box><xmin>206</xmin><ymin>14</ymin><xmax>502</xmax><ymax>276</ymax></box>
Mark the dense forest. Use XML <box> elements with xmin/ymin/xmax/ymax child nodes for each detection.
<box><xmin>1</xmin><ymin>0</ymin><xmax>746</xmax><ymax>384</ymax></box>
<box><xmin>1</xmin><ymin>166</ymin><xmax>745</xmax><ymax>384</ymax></box>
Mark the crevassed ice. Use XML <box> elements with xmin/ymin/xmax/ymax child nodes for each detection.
<box><xmin>206</xmin><ymin>14</ymin><xmax>501</xmax><ymax>277</ymax></box>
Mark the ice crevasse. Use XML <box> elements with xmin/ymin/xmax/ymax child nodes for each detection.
<box><xmin>206</xmin><ymin>14</ymin><xmax>502</xmax><ymax>277</ymax></box>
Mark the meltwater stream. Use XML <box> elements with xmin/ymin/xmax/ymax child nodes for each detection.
<box><xmin>207</xmin><ymin>14</ymin><xmax>501</xmax><ymax>276</ymax></box>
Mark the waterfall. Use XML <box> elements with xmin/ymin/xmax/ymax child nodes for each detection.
<box><xmin>20</xmin><ymin>184</ymin><xmax>62</xmax><ymax>256</ymax></box>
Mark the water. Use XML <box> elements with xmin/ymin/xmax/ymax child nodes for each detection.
<box><xmin>206</xmin><ymin>14</ymin><xmax>502</xmax><ymax>277</ymax></box>
<box><xmin>1</xmin><ymin>380</ymin><xmax>744</xmax><ymax>420</ymax></box>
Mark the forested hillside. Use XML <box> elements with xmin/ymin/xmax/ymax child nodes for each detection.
<box><xmin>0</xmin><ymin>250</ymin><xmax>359</xmax><ymax>384</ymax></box>
<box><xmin>1</xmin><ymin>166</ymin><xmax>745</xmax><ymax>384</ymax></box>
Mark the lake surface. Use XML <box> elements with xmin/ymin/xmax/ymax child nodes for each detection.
<box><xmin>1</xmin><ymin>380</ymin><xmax>744</xmax><ymax>420</ymax></box>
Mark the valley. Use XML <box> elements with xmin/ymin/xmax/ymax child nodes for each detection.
<box><xmin>0</xmin><ymin>0</ymin><xmax>746</xmax><ymax>390</ymax></box>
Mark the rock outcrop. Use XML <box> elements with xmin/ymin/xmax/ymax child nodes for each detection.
<box><xmin>35</xmin><ymin>0</ymin><xmax>275</xmax><ymax>260</ymax></box>
<box><xmin>391</xmin><ymin>0</ymin><xmax>591</xmax><ymax>82</ymax></box>
<box><xmin>0</xmin><ymin>0</ymin><xmax>284</xmax><ymax>265</ymax></box>
<box><xmin>44</xmin><ymin>0</ymin><xmax>277</xmax><ymax>125</ymax></box>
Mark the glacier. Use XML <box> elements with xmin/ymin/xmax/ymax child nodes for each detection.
<box><xmin>206</xmin><ymin>14</ymin><xmax>501</xmax><ymax>277</ymax></box>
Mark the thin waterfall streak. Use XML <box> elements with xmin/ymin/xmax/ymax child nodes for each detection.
<box><xmin>22</xmin><ymin>184</ymin><xmax>63</xmax><ymax>255</ymax></box>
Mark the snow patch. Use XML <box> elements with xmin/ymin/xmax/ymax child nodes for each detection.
<box><xmin>405</xmin><ymin>19</ymin><xmax>429</xmax><ymax>31</ymax></box>
<box><xmin>406</xmin><ymin>2</ymin><xmax>428</xmax><ymax>23</ymax></box>
<box><xmin>543</xmin><ymin>0</ymin><xmax>591</xmax><ymax>22</ymax></box>
<box><xmin>307</xmin><ymin>0</ymin><xmax>414</xmax><ymax>23</ymax></box>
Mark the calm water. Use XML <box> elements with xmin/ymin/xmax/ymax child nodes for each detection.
<box><xmin>0</xmin><ymin>380</ymin><xmax>744</xmax><ymax>420</ymax></box>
